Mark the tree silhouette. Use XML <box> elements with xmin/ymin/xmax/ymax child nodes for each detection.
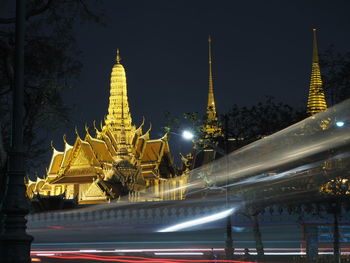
<box><xmin>0</xmin><ymin>0</ymin><xmax>104</xmax><ymax>198</ymax></box>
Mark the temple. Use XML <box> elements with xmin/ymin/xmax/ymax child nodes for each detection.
<box><xmin>307</xmin><ymin>29</ymin><xmax>327</xmax><ymax>116</ymax></box>
<box><xmin>26</xmin><ymin>50</ymin><xmax>188</xmax><ymax>205</ymax></box>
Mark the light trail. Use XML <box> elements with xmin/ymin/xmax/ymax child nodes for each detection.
<box><xmin>154</xmin><ymin>252</ymin><xmax>204</xmax><ymax>255</ymax></box>
<box><xmin>32</xmin><ymin>252</ymin><xmax>254</xmax><ymax>262</ymax></box>
<box><xmin>158</xmin><ymin>208</ymin><xmax>235</xmax><ymax>232</ymax></box>
<box><xmin>31</xmin><ymin>247</ymin><xmax>350</xmax><ymax>256</ymax></box>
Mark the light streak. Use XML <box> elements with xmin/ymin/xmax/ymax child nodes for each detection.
<box><xmin>158</xmin><ymin>208</ymin><xmax>235</xmax><ymax>232</ymax></box>
<box><xmin>154</xmin><ymin>252</ymin><xmax>204</xmax><ymax>255</ymax></box>
<box><xmin>79</xmin><ymin>249</ymin><xmax>102</xmax><ymax>252</ymax></box>
<box><xmin>33</xmin><ymin>252</ymin><xmax>252</xmax><ymax>262</ymax></box>
<box><xmin>114</xmin><ymin>248</ymin><xmax>219</xmax><ymax>252</ymax></box>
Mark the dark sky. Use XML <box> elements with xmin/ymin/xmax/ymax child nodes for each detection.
<box><xmin>58</xmin><ymin>0</ymin><xmax>350</xmax><ymax>159</ymax></box>
<box><xmin>66</xmin><ymin>0</ymin><xmax>350</xmax><ymax>127</ymax></box>
<box><xmin>3</xmin><ymin>0</ymin><xmax>350</xmax><ymax>171</ymax></box>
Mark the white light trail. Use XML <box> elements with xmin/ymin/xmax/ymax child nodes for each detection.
<box><xmin>79</xmin><ymin>252</ymin><xmax>102</xmax><ymax>253</ymax></box>
<box><xmin>157</xmin><ymin>208</ymin><xmax>235</xmax><ymax>232</ymax></box>
<box><xmin>154</xmin><ymin>252</ymin><xmax>204</xmax><ymax>256</ymax></box>
<box><xmin>30</xmin><ymin>247</ymin><xmax>350</xmax><ymax>256</ymax></box>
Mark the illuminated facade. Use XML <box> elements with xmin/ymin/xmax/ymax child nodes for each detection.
<box><xmin>307</xmin><ymin>29</ymin><xmax>327</xmax><ymax>116</ymax></box>
<box><xmin>26</xmin><ymin>50</ymin><xmax>188</xmax><ymax>204</ymax></box>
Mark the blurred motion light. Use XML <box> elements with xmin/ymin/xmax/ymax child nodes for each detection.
<box><xmin>182</xmin><ymin>130</ymin><xmax>194</xmax><ymax>140</ymax></box>
<box><xmin>158</xmin><ymin>208</ymin><xmax>235</xmax><ymax>232</ymax></box>
<box><xmin>336</xmin><ymin>121</ymin><xmax>345</xmax><ymax>127</ymax></box>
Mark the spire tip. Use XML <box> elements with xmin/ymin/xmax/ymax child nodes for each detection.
<box><xmin>116</xmin><ymin>48</ymin><xmax>121</xmax><ymax>63</ymax></box>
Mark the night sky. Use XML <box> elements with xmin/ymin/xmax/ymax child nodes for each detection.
<box><xmin>3</xmin><ymin>0</ymin><xmax>350</xmax><ymax>172</ymax></box>
<box><xmin>59</xmin><ymin>0</ymin><xmax>350</xmax><ymax>160</ymax></box>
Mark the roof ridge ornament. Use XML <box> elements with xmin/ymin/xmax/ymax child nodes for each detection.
<box><xmin>63</xmin><ymin>134</ymin><xmax>67</xmax><ymax>144</ymax></box>
<box><xmin>85</xmin><ymin>123</ymin><xmax>91</xmax><ymax>137</ymax></box>
<box><xmin>75</xmin><ymin>126</ymin><xmax>80</xmax><ymax>139</ymax></box>
<box><xmin>93</xmin><ymin>120</ymin><xmax>100</xmax><ymax>134</ymax></box>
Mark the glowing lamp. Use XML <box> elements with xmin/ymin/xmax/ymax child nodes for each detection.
<box><xmin>182</xmin><ymin>130</ymin><xmax>194</xmax><ymax>140</ymax></box>
<box><xmin>336</xmin><ymin>121</ymin><xmax>345</xmax><ymax>127</ymax></box>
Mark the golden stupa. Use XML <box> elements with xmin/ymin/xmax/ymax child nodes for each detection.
<box><xmin>307</xmin><ymin>29</ymin><xmax>327</xmax><ymax>116</ymax></box>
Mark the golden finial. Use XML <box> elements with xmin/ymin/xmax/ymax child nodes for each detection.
<box><xmin>312</xmin><ymin>28</ymin><xmax>319</xmax><ymax>63</ymax></box>
<box><xmin>116</xmin><ymin>48</ymin><xmax>121</xmax><ymax>64</ymax></box>
<box><xmin>50</xmin><ymin>140</ymin><xmax>54</xmax><ymax>150</ymax></box>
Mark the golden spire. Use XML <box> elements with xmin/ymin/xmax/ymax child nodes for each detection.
<box><xmin>202</xmin><ymin>36</ymin><xmax>221</xmax><ymax>138</ymax></box>
<box><xmin>116</xmin><ymin>85</ymin><xmax>128</xmax><ymax>157</ymax></box>
<box><xmin>207</xmin><ymin>35</ymin><xmax>217</xmax><ymax>122</ymax></box>
<box><xmin>116</xmin><ymin>48</ymin><xmax>121</xmax><ymax>64</ymax></box>
<box><xmin>105</xmin><ymin>49</ymin><xmax>133</xmax><ymax>131</ymax></box>
<box><xmin>307</xmin><ymin>29</ymin><xmax>327</xmax><ymax>116</ymax></box>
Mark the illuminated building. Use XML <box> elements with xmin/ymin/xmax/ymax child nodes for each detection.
<box><xmin>26</xmin><ymin>50</ymin><xmax>188</xmax><ymax>204</ymax></box>
<box><xmin>307</xmin><ymin>29</ymin><xmax>327</xmax><ymax>116</ymax></box>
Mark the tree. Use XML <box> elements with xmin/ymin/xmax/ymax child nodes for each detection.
<box><xmin>223</xmin><ymin>96</ymin><xmax>307</xmax><ymax>151</ymax></box>
<box><xmin>320</xmin><ymin>46</ymin><xmax>350</xmax><ymax>105</ymax></box>
<box><xmin>0</xmin><ymin>0</ymin><xmax>104</xmax><ymax>198</ymax></box>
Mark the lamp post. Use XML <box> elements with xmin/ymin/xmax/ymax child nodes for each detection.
<box><xmin>0</xmin><ymin>1</ymin><xmax>33</xmax><ymax>262</ymax></box>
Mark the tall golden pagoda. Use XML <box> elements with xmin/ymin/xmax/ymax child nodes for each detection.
<box><xmin>203</xmin><ymin>36</ymin><xmax>222</xmax><ymax>136</ymax></box>
<box><xmin>307</xmin><ymin>29</ymin><xmax>327</xmax><ymax>116</ymax></box>
<box><xmin>190</xmin><ymin>37</ymin><xmax>222</xmax><ymax>169</ymax></box>
<box><xmin>26</xmin><ymin>50</ymin><xmax>188</xmax><ymax>205</ymax></box>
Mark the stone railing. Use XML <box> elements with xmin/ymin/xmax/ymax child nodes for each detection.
<box><xmin>27</xmin><ymin>201</ymin><xmax>350</xmax><ymax>230</ymax></box>
<box><xmin>27</xmin><ymin>201</ymin><xmax>228</xmax><ymax>229</ymax></box>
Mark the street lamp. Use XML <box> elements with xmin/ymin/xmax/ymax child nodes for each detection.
<box><xmin>181</xmin><ymin>124</ymin><xmax>234</xmax><ymax>260</ymax></box>
<box><xmin>336</xmin><ymin>121</ymin><xmax>345</xmax><ymax>127</ymax></box>
<box><xmin>182</xmin><ymin>130</ymin><xmax>195</xmax><ymax>140</ymax></box>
